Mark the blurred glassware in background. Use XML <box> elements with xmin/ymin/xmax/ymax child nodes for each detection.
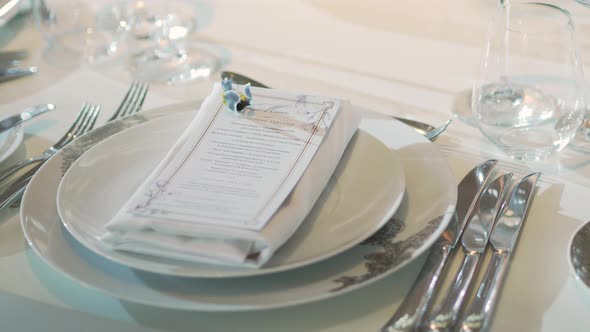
<box><xmin>123</xmin><ymin>0</ymin><xmax>219</xmax><ymax>84</ymax></box>
<box><xmin>472</xmin><ymin>2</ymin><xmax>585</xmax><ymax>160</ymax></box>
<box><xmin>33</xmin><ymin>0</ymin><xmax>131</xmax><ymax>65</ymax></box>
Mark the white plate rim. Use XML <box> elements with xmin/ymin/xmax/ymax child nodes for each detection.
<box><xmin>20</xmin><ymin>103</ymin><xmax>457</xmax><ymax>311</ymax></box>
<box><xmin>55</xmin><ymin>112</ymin><xmax>407</xmax><ymax>278</ymax></box>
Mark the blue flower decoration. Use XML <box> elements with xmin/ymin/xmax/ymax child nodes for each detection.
<box><xmin>221</xmin><ymin>77</ymin><xmax>233</xmax><ymax>91</ymax></box>
<box><xmin>222</xmin><ymin>78</ymin><xmax>252</xmax><ymax>112</ymax></box>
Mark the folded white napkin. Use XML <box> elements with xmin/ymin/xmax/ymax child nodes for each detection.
<box><xmin>102</xmin><ymin>84</ymin><xmax>361</xmax><ymax>268</ymax></box>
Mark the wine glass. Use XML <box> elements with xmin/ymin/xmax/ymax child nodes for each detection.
<box><xmin>34</xmin><ymin>0</ymin><xmax>131</xmax><ymax>65</ymax></box>
<box><xmin>123</xmin><ymin>0</ymin><xmax>219</xmax><ymax>84</ymax></box>
<box><xmin>472</xmin><ymin>2</ymin><xmax>585</xmax><ymax>160</ymax></box>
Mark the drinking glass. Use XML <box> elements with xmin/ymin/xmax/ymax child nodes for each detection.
<box><xmin>472</xmin><ymin>2</ymin><xmax>585</xmax><ymax>160</ymax></box>
<box><xmin>34</xmin><ymin>0</ymin><xmax>131</xmax><ymax>65</ymax></box>
<box><xmin>124</xmin><ymin>0</ymin><xmax>219</xmax><ymax>84</ymax></box>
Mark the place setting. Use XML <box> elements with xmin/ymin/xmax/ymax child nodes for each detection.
<box><xmin>2</xmin><ymin>1</ymin><xmax>590</xmax><ymax>331</ymax></box>
<box><xmin>18</xmin><ymin>76</ymin><xmax>459</xmax><ymax>311</ymax></box>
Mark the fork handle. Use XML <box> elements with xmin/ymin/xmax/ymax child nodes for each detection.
<box><xmin>0</xmin><ymin>156</ymin><xmax>44</xmax><ymax>183</ymax></box>
<box><xmin>0</xmin><ymin>163</ymin><xmax>42</xmax><ymax>211</ymax></box>
<box><xmin>458</xmin><ymin>250</ymin><xmax>510</xmax><ymax>332</ymax></box>
<box><xmin>380</xmin><ymin>243</ymin><xmax>452</xmax><ymax>332</ymax></box>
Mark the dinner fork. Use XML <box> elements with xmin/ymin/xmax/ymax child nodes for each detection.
<box><xmin>0</xmin><ymin>104</ymin><xmax>100</xmax><ymax>210</ymax></box>
<box><xmin>0</xmin><ymin>103</ymin><xmax>100</xmax><ymax>184</ymax></box>
<box><xmin>107</xmin><ymin>81</ymin><xmax>149</xmax><ymax>121</ymax></box>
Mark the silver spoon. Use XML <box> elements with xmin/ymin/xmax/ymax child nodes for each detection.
<box><xmin>220</xmin><ymin>71</ymin><xmax>451</xmax><ymax>141</ymax></box>
<box><xmin>570</xmin><ymin>221</ymin><xmax>590</xmax><ymax>289</ymax></box>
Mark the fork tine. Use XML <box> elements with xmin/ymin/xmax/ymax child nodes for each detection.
<box><xmin>53</xmin><ymin>103</ymin><xmax>92</xmax><ymax>148</ymax></box>
<box><xmin>124</xmin><ymin>81</ymin><xmax>148</xmax><ymax>117</ymax></box>
<box><xmin>120</xmin><ymin>81</ymin><xmax>145</xmax><ymax>118</ymax></box>
<box><xmin>119</xmin><ymin>83</ymin><xmax>140</xmax><ymax>118</ymax></box>
<box><xmin>108</xmin><ymin>81</ymin><xmax>139</xmax><ymax>122</ymax></box>
<box><xmin>86</xmin><ymin>105</ymin><xmax>100</xmax><ymax>131</ymax></box>
<box><xmin>71</xmin><ymin>104</ymin><xmax>100</xmax><ymax>140</ymax></box>
<box><xmin>58</xmin><ymin>104</ymin><xmax>101</xmax><ymax>148</ymax></box>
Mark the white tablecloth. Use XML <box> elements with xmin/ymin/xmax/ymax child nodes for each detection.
<box><xmin>1</xmin><ymin>0</ymin><xmax>589</xmax><ymax>331</ymax></box>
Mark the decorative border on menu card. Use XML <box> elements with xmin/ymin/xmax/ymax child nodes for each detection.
<box><xmin>253</xmin><ymin>100</ymin><xmax>334</xmax><ymax>223</ymax></box>
<box><xmin>133</xmin><ymin>96</ymin><xmax>337</xmax><ymax>227</ymax></box>
<box><xmin>133</xmin><ymin>102</ymin><xmax>226</xmax><ymax>211</ymax></box>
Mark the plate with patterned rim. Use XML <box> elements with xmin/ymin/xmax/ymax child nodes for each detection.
<box><xmin>55</xmin><ymin>110</ymin><xmax>406</xmax><ymax>278</ymax></box>
<box><xmin>20</xmin><ymin>103</ymin><xmax>457</xmax><ymax>311</ymax></box>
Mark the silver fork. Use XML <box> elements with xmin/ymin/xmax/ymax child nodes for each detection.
<box><xmin>0</xmin><ymin>103</ymin><xmax>101</xmax><ymax>184</ymax></box>
<box><xmin>0</xmin><ymin>81</ymin><xmax>147</xmax><ymax>183</ymax></box>
<box><xmin>426</xmin><ymin>119</ymin><xmax>452</xmax><ymax>141</ymax></box>
<box><xmin>0</xmin><ymin>104</ymin><xmax>100</xmax><ymax>210</ymax></box>
<box><xmin>107</xmin><ymin>81</ymin><xmax>149</xmax><ymax>121</ymax></box>
<box><xmin>0</xmin><ymin>81</ymin><xmax>148</xmax><ymax>209</ymax></box>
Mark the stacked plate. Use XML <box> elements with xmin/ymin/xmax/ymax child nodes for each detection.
<box><xmin>20</xmin><ymin>102</ymin><xmax>457</xmax><ymax>310</ymax></box>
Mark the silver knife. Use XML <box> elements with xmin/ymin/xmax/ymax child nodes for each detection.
<box><xmin>0</xmin><ymin>66</ymin><xmax>37</xmax><ymax>83</ymax></box>
<box><xmin>0</xmin><ymin>104</ymin><xmax>54</xmax><ymax>134</ymax></box>
<box><xmin>427</xmin><ymin>173</ymin><xmax>513</xmax><ymax>332</ymax></box>
<box><xmin>380</xmin><ymin>159</ymin><xmax>498</xmax><ymax>332</ymax></box>
<box><xmin>458</xmin><ymin>172</ymin><xmax>541</xmax><ymax>332</ymax></box>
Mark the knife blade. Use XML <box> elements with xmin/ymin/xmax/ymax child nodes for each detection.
<box><xmin>380</xmin><ymin>159</ymin><xmax>498</xmax><ymax>332</ymax></box>
<box><xmin>458</xmin><ymin>172</ymin><xmax>541</xmax><ymax>332</ymax></box>
<box><xmin>0</xmin><ymin>104</ymin><xmax>55</xmax><ymax>134</ymax></box>
<box><xmin>427</xmin><ymin>173</ymin><xmax>513</xmax><ymax>331</ymax></box>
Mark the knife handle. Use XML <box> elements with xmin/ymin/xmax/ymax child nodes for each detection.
<box><xmin>427</xmin><ymin>250</ymin><xmax>481</xmax><ymax>332</ymax></box>
<box><xmin>380</xmin><ymin>243</ymin><xmax>453</xmax><ymax>332</ymax></box>
<box><xmin>0</xmin><ymin>67</ymin><xmax>37</xmax><ymax>83</ymax></box>
<box><xmin>458</xmin><ymin>250</ymin><xmax>510</xmax><ymax>332</ymax></box>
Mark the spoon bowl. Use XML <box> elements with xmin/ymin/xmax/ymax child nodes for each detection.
<box><xmin>570</xmin><ymin>221</ymin><xmax>590</xmax><ymax>291</ymax></box>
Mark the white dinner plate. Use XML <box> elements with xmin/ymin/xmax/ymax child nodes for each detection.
<box><xmin>0</xmin><ymin>125</ymin><xmax>23</xmax><ymax>164</ymax></box>
<box><xmin>56</xmin><ymin>111</ymin><xmax>406</xmax><ymax>278</ymax></box>
<box><xmin>21</xmin><ymin>103</ymin><xmax>457</xmax><ymax>311</ymax></box>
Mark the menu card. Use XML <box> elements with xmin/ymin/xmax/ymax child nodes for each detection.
<box><xmin>129</xmin><ymin>89</ymin><xmax>339</xmax><ymax>230</ymax></box>
<box><xmin>104</xmin><ymin>84</ymin><xmax>361</xmax><ymax>267</ymax></box>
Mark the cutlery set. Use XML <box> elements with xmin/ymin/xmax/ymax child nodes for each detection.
<box><xmin>381</xmin><ymin>161</ymin><xmax>540</xmax><ymax>332</ymax></box>
<box><xmin>0</xmin><ymin>80</ymin><xmax>149</xmax><ymax>210</ymax></box>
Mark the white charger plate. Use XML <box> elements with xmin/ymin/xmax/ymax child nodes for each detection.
<box><xmin>20</xmin><ymin>104</ymin><xmax>457</xmax><ymax>311</ymax></box>
<box><xmin>0</xmin><ymin>126</ymin><xmax>23</xmax><ymax>164</ymax></box>
<box><xmin>56</xmin><ymin>111</ymin><xmax>406</xmax><ymax>278</ymax></box>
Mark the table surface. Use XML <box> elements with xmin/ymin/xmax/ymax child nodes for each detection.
<box><xmin>1</xmin><ymin>0</ymin><xmax>590</xmax><ymax>331</ymax></box>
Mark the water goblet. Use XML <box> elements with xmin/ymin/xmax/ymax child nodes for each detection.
<box><xmin>124</xmin><ymin>0</ymin><xmax>219</xmax><ymax>84</ymax></box>
<box><xmin>472</xmin><ymin>2</ymin><xmax>585</xmax><ymax>160</ymax></box>
<box><xmin>33</xmin><ymin>0</ymin><xmax>131</xmax><ymax>65</ymax></box>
